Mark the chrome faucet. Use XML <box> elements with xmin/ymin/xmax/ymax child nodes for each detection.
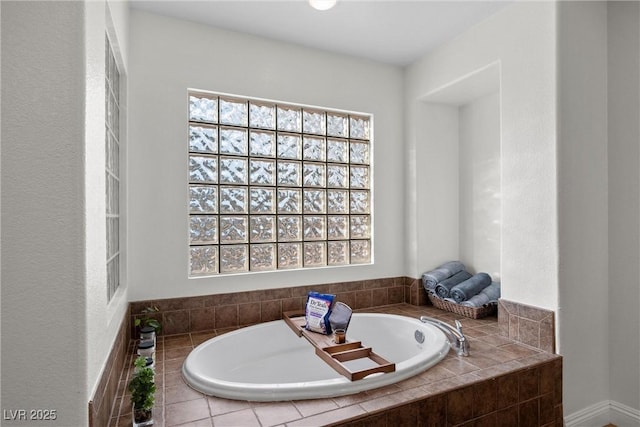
<box><xmin>419</xmin><ymin>316</ymin><xmax>470</xmax><ymax>357</ymax></box>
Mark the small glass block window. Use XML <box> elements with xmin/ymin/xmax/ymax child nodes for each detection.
<box><xmin>188</xmin><ymin>90</ymin><xmax>372</xmax><ymax>276</ymax></box>
<box><xmin>106</xmin><ymin>34</ymin><xmax>122</xmax><ymax>300</ymax></box>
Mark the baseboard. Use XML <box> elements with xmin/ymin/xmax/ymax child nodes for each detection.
<box><xmin>565</xmin><ymin>400</ymin><xmax>640</xmax><ymax>427</ymax></box>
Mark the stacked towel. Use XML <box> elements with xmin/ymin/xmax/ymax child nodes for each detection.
<box><xmin>434</xmin><ymin>270</ymin><xmax>472</xmax><ymax>299</ymax></box>
<box><xmin>450</xmin><ymin>272</ymin><xmax>492</xmax><ymax>303</ymax></box>
<box><xmin>460</xmin><ymin>282</ymin><xmax>501</xmax><ymax>307</ymax></box>
<box><xmin>421</xmin><ymin>261</ymin><xmax>466</xmax><ymax>291</ymax></box>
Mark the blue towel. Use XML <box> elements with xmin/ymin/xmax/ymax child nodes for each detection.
<box><xmin>434</xmin><ymin>270</ymin><xmax>472</xmax><ymax>299</ymax></box>
<box><xmin>460</xmin><ymin>282</ymin><xmax>501</xmax><ymax>307</ymax></box>
<box><xmin>450</xmin><ymin>272</ymin><xmax>492</xmax><ymax>303</ymax></box>
<box><xmin>421</xmin><ymin>261</ymin><xmax>466</xmax><ymax>290</ymax></box>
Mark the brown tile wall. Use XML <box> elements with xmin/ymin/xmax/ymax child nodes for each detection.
<box><xmin>498</xmin><ymin>299</ymin><xmax>556</xmax><ymax>353</ymax></box>
<box><xmin>336</xmin><ymin>358</ymin><xmax>563</xmax><ymax>427</ymax></box>
<box><xmin>130</xmin><ymin>277</ymin><xmax>410</xmax><ymax>336</ymax></box>
<box><xmin>88</xmin><ymin>311</ymin><xmax>130</xmax><ymax>427</ymax></box>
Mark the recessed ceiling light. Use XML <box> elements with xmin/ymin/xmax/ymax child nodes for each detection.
<box><xmin>309</xmin><ymin>0</ymin><xmax>337</xmax><ymax>11</ymax></box>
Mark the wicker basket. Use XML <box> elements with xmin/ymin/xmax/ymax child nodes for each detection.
<box><xmin>427</xmin><ymin>292</ymin><xmax>497</xmax><ymax>319</ymax></box>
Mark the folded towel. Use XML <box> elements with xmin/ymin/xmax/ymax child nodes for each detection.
<box><xmin>450</xmin><ymin>272</ymin><xmax>492</xmax><ymax>303</ymax></box>
<box><xmin>421</xmin><ymin>261</ymin><xmax>466</xmax><ymax>290</ymax></box>
<box><xmin>329</xmin><ymin>302</ymin><xmax>353</xmax><ymax>332</ymax></box>
<box><xmin>434</xmin><ymin>270</ymin><xmax>472</xmax><ymax>299</ymax></box>
<box><xmin>460</xmin><ymin>282</ymin><xmax>501</xmax><ymax>307</ymax></box>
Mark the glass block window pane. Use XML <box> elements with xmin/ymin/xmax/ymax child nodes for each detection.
<box><xmin>220</xmin><ymin>157</ymin><xmax>248</xmax><ymax>184</ymax></box>
<box><xmin>190</xmin><ymin>245</ymin><xmax>218</xmax><ymax>275</ymax></box>
<box><xmin>350</xmin><ymin>190</ymin><xmax>370</xmax><ymax>214</ymax></box>
<box><xmin>350</xmin><ymin>141</ymin><xmax>369</xmax><ymax>164</ymax></box>
<box><xmin>278</xmin><ymin>216</ymin><xmax>302</xmax><ymax>241</ymax></box>
<box><xmin>250</xmin><ymin>187</ymin><xmax>275</xmax><ymax>214</ymax></box>
<box><xmin>303</xmin><ymin>189</ymin><xmax>326</xmax><ymax>214</ymax></box>
<box><xmin>303</xmin><ymin>216</ymin><xmax>326</xmax><ymax>241</ymax></box>
<box><xmin>327</xmin><ymin>139</ymin><xmax>348</xmax><ymax>163</ymax></box>
<box><xmin>250</xmin><ymin>243</ymin><xmax>276</xmax><ymax>271</ymax></box>
<box><xmin>350</xmin><ymin>215</ymin><xmax>370</xmax><ymax>239</ymax></box>
<box><xmin>327</xmin><ymin>165</ymin><xmax>348</xmax><ymax>188</ymax></box>
<box><xmin>328</xmin><ymin>241</ymin><xmax>349</xmax><ymax>265</ymax></box>
<box><xmin>277</xmin><ymin>188</ymin><xmax>301</xmax><ymax>214</ymax></box>
<box><xmin>220</xmin><ymin>186</ymin><xmax>248</xmax><ymax>214</ymax></box>
<box><xmin>190</xmin><ymin>95</ymin><xmax>218</xmax><ymax>123</ymax></box>
<box><xmin>219</xmin><ymin>97</ymin><xmax>248</xmax><ymax>126</ymax></box>
<box><xmin>277</xmin><ymin>161</ymin><xmax>301</xmax><ymax>187</ymax></box>
<box><xmin>278</xmin><ymin>243</ymin><xmax>302</xmax><ymax>269</ymax></box>
<box><xmin>327</xmin><ymin>113</ymin><xmax>348</xmax><ymax>137</ymax></box>
<box><xmin>350</xmin><ymin>240</ymin><xmax>371</xmax><ymax>264</ymax></box>
<box><xmin>350</xmin><ymin>116</ymin><xmax>370</xmax><ymax>140</ymax></box>
<box><xmin>189</xmin><ymin>155</ymin><xmax>218</xmax><ymax>184</ymax></box>
<box><xmin>327</xmin><ymin>215</ymin><xmax>349</xmax><ymax>240</ymax></box>
<box><xmin>304</xmin><ymin>242</ymin><xmax>326</xmax><ymax>267</ymax></box>
<box><xmin>190</xmin><ymin>215</ymin><xmax>218</xmax><ymax>244</ymax></box>
<box><xmin>250</xmin><ymin>159</ymin><xmax>276</xmax><ymax>186</ymax></box>
<box><xmin>303</xmin><ymin>163</ymin><xmax>326</xmax><ymax>187</ymax></box>
<box><xmin>327</xmin><ymin>190</ymin><xmax>349</xmax><ymax>214</ymax></box>
<box><xmin>250</xmin><ymin>216</ymin><xmax>276</xmax><ymax>243</ymax></box>
<box><xmin>303</xmin><ymin>136</ymin><xmax>326</xmax><ymax>161</ymax></box>
<box><xmin>190</xmin><ymin>125</ymin><xmax>218</xmax><ymax>154</ymax></box>
<box><xmin>190</xmin><ymin>185</ymin><xmax>218</xmax><ymax>213</ymax></box>
<box><xmin>250</xmin><ymin>131</ymin><xmax>276</xmax><ymax>157</ymax></box>
<box><xmin>303</xmin><ymin>109</ymin><xmax>326</xmax><ymax>135</ymax></box>
<box><xmin>277</xmin><ymin>134</ymin><xmax>302</xmax><ymax>160</ymax></box>
<box><xmin>220</xmin><ymin>127</ymin><xmax>248</xmax><ymax>155</ymax></box>
<box><xmin>350</xmin><ymin>165</ymin><xmax>370</xmax><ymax>189</ymax></box>
<box><xmin>250</xmin><ymin>102</ymin><xmax>275</xmax><ymax>129</ymax></box>
<box><xmin>220</xmin><ymin>216</ymin><xmax>248</xmax><ymax>243</ymax></box>
<box><xmin>220</xmin><ymin>245</ymin><xmax>249</xmax><ymax>273</ymax></box>
<box><xmin>188</xmin><ymin>90</ymin><xmax>372</xmax><ymax>276</ymax></box>
<box><xmin>277</xmin><ymin>106</ymin><xmax>301</xmax><ymax>132</ymax></box>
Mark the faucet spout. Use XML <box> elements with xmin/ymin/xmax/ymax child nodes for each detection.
<box><xmin>419</xmin><ymin>316</ymin><xmax>470</xmax><ymax>357</ymax></box>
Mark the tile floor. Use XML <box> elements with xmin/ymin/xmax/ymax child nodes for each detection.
<box><xmin>109</xmin><ymin>303</ymin><xmax>556</xmax><ymax>426</ymax></box>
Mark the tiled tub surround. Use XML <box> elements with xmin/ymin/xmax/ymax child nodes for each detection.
<box><xmin>109</xmin><ymin>303</ymin><xmax>563</xmax><ymax>426</ymax></box>
<box><xmin>129</xmin><ymin>277</ymin><xmax>412</xmax><ymax>337</ymax></box>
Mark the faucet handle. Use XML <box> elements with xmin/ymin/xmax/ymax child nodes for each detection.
<box><xmin>454</xmin><ymin>319</ymin><xmax>463</xmax><ymax>334</ymax></box>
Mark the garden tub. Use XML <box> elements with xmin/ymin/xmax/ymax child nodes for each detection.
<box><xmin>182</xmin><ymin>313</ymin><xmax>450</xmax><ymax>401</ymax></box>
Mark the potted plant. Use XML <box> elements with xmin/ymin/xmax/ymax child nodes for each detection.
<box><xmin>134</xmin><ymin>305</ymin><xmax>162</xmax><ymax>335</ymax></box>
<box><xmin>129</xmin><ymin>356</ymin><xmax>156</xmax><ymax>426</ymax></box>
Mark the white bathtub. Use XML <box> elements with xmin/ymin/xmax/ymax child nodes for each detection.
<box><xmin>182</xmin><ymin>313</ymin><xmax>450</xmax><ymax>401</ymax></box>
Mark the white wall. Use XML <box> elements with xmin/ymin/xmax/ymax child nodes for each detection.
<box><xmin>127</xmin><ymin>10</ymin><xmax>404</xmax><ymax>300</ymax></box>
<box><xmin>405</xmin><ymin>1</ymin><xmax>558</xmax><ymax>311</ymax></box>
<box><xmin>1</xmin><ymin>2</ymin><xmax>88</xmax><ymax>425</ymax></box>
<box><xmin>607</xmin><ymin>0</ymin><xmax>640</xmax><ymax>415</ymax></box>
<box><xmin>459</xmin><ymin>92</ymin><xmax>501</xmax><ymax>278</ymax></box>
<box><xmin>1</xmin><ymin>1</ymin><xmax>130</xmax><ymax>423</ymax></box>
<box><xmin>557</xmin><ymin>1</ymin><xmax>610</xmax><ymax>416</ymax></box>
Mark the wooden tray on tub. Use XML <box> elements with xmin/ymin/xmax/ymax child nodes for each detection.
<box><xmin>283</xmin><ymin>310</ymin><xmax>395</xmax><ymax>381</ymax></box>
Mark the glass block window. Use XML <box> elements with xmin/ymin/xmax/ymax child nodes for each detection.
<box><xmin>188</xmin><ymin>91</ymin><xmax>372</xmax><ymax>276</ymax></box>
<box><xmin>106</xmin><ymin>35</ymin><xmax>121</xmax><ymax>299</ymax></box>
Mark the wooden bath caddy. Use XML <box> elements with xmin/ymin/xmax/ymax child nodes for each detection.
<box><xmin>283</xmin><ymin>311</ymin><xmax>395</xmax><ymax>381</ymax></box>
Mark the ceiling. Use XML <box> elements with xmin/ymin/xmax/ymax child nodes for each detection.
<box><xmin>129</xmin><ymin>0</ymin><xmax>510</xmax><ymax>66</ymax></box>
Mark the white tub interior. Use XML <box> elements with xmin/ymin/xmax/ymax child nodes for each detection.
<box><xmin>182</xmin><ymin>313</ymin><xmax>450</xmax><ymax>401</ymax></box>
